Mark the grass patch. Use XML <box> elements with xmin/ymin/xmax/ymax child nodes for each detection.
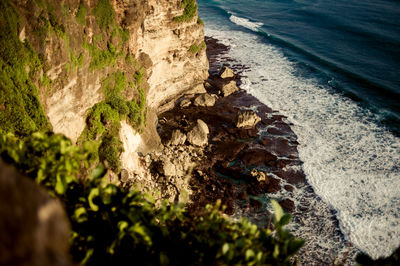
<box><xmin>173</xmin><ymin>0</ymin><xmax>198</xmax><ymax>22</ymax></box>
<box><xmin>197</xmin><ymin>17</ymin><xmax>204</xmax><ymax>25</ymax></box>
<box><xmin>75</xmin><ymin>2</ymin><xmax>87</xmax><ymax>25</ymax></box>
<box><xmin>188</xmin><ymin>41</ymin><xmax>206</xmax><ymax>54</ymax></box>
<box><xmin>0</xmin><ymin>0</ymin><xmax>51</xmax><ymax>136</ymax></box>
<box><xmin>83</xmin><ymin>40</ymin><xmax>121</xmax><ymax>70</ymax></box>
<box><xmin>94</xmin><ymin>0</ymin><xmax>116</xmax><ymax>29</ymax></box>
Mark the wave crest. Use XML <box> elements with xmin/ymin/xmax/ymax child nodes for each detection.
<box><xmin>229</xmin><ymin>14</ymin><xmax>263</xmax><ymax>32</ymax></box>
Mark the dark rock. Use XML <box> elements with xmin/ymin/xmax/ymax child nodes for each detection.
<box><xmin>247</xmin><ymin>177</ymin><xmax>281</xmax><ymax>195</ymax></box>
<box><xmin>274</xmin><ymin>169</ymin><xmax>306</xmax><ymax>186</ymax></box>
<box><xmin>276</xmin><ymin>159</ymin><xmax>302</xmax><ymax>169</ymax></box>
<box><xmin>214</xmin><ymin>140</ymin><xmax>246</xmax><ymax>162</ymax></box>
<box><xmin>259</xmin><ymin>136</ymin><xmax>297</xmax><ymax>158</ymax></box>
<box><xmin>238</xmin><ymin>190</ymin><xmax>247</xmax><ymax>200</ymax></box>
<box><xmin>264</xmin><ymin>177</ymin><xmax>281</xmax><ymax>193</ymax></box>
<box><xmin>240</xmin><ymin>149</ymin><xmax>277</xmax><ymax>167</ymax></box>
<box><xmin>279</xmin><ymin>199</ymin><xmax>295</xmax><ymax>213</ymax></box>
<box><xmin>267</xmin><ymin>127</ymin><xmax>287</xmax><ymax>136</ymax></box>
<box><xmin>249</xmin><ymin>198</ymin><xmax>262</xmax><ymax>210</ymax></box>
<box><xmin>284</xmin><ymin>185</ymin><xmax>294</xmax><ymax>192</ymax></box>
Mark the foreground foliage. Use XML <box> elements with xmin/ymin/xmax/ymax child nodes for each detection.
<box><xmin>0</xmin><ymin>131</ymin><xmax>304</xmax><ymax>265</ymax></box>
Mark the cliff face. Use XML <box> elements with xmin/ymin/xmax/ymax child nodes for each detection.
<box><xmin>9</xmin><ymin>0</ymin><xmax>207</xmax><ymax>144</ymax></box>
<box><xmin>136</xmin><ymin>0</ymin><xmax>208</xmax><ymax>110</ymax></box>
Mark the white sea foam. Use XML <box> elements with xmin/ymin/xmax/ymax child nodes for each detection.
<box><xmin>205</xmin><ymin>26</ymin><xmax>400</xmax><ymax>259</ymax></box>
<box><xmin>229</xmin><ymin>14</ymin><xmax>263</xmax><ymax>32</ymax></box>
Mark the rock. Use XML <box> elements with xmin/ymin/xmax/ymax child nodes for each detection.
<box><xmin>274</xmin><ymin>169</ymin><xmax>306</xmax><ymax>186</ymax></box>
<box><xmin>236</xmin><ymin>110</ymin><xmax>261</xmax><ymax>128</ymax></box>
<box><xmin>264</xmin><ymin>177</ymin><xmax>281</xmax><ymax>193</ymax></box>
<box><xmin>0</xmin><ymin>160</ymin><xmax>71</xmax><ymax>266</ymax></box>
<box><xmin>249</xmin><ymin>198</ymin><xmax>262</xmax><ymax>210</ymax></box>
<box><xmin>240</xmin><ymin>149</ymin><xmax>277</xmax><ymax>167</ymax></box>
<box><xmin>250</xmin><ymin>169</ymin><xmax>266</xmax><ymax>182</ymax></box>
<box><xmin>279</xmin><ymin>199</ymin><xmax>295</xmax><ymax>213</ymax></box>
<box><xmin>187</xmin><ymin>119</ymin><xmax>209</xmax><ymax>147</ymax></box>
<box><xmin>247</xmin><ymin>176</ymin><xmax>281</xmax><ymax>195</ymax></box>
<box><xmin>161</xmin><ymin>158</ymin><xmax>177</xmax><ymax>177</ymax></box>
<box><xmin>179</xmin><ymin>98</ymin><xmax>192</xmax><ymax>108</ymax></box>
<box><xmin>204</xmin><ymin>81</ymin><xmax>213</xmax><ymax>90</ymax></box>
<box><xmin>120</xmin><ymin>169</ymin><xmax>130</xmax><ymax>182</ymax></box>
<box><xmin>259</xmin><ymin>136</ymin><xmax>297</xmax><ymax>158</ymax></box>
<box><xmin>214</xmin><ymin>141</ymin><xmax>246</xmax><ymax>162</ymax></box>
<box><xmin>193</xmin><ymin>93</ymin><xmax>216</xmax><ymax>107</ymax></box>
<box><xmin>284</xmin><ymin>185</ymin><xmax>294</xmax><ymax>192</ymax></box>
<box><xmin>219</xmin><ymin>66</ymin><xmax>235</xmax><ymax>78</ymax></box>
<box><xmin>168</xmin><ymin>130</ymin><xmax>186</xmax><ymax>146</ymax></box>
<box><xmin>220</xmin><ymin>80</ymin><xmax>239</xmax><ymax>97</ymax></box>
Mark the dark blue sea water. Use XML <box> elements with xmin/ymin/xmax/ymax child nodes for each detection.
<box><xmin>198</xmin><ymin>0</ymin><xmax>400</xmax><ymax>260</ymax></box>
<box><xmin>199</xmin><ymin>0</ymin><xmax>400</xmax><ymax>135</ymax></box>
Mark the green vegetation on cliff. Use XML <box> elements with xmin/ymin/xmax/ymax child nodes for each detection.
<box><xmin>78</xmin><ymin>70</ymin><xmax>147</xmax><ymax>173</ymax></box>
<box><xmin>189</xmin><ymin>41</ymin><xmax>206</xmax><ymax>54</ymax></box>
<box><xmin>94</xmin><ymin>0</ymin><xmax>116</xmax><ymax>29</ymax></box>
<box><xmin>174</xmin><ymin>0</ymin><xmax>198</xmax><ymax>22</ymax></box>
<box><xmin>0</xmin><ymin>131</ymin><xmax>304</xmax><ymax>265</ymax></box>
<box><xmin>76</xmin><ymin>1</ymin><xmax>87</xmax><ymax>26</ymax></box>
<box><xmin>0</xmin><ymin>0</ymin><xmax>51</xmax><ymax>136</ymax></box>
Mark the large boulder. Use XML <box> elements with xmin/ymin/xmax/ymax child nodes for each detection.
<box><xmin>193</xmin><ymin>93</ymin><xmax>216</xmax><ymax>107</ymax></box>
<box><xmin>236</xmin><ymin>110</ymin><xmax>261</xmax><ymax>128</ymax></box>
<box><xmin>219</xmin><ymin>66</ymin><xmax>235</xmax><ymax>78</ymax></box>
<box><xmin>220</xmin><ymin>80</ymin><xmax>239</xmax><ymax>97</ymax></box>
<box><xmin>168</xmin><ymin>130</ymin><xmax>187</xmax><ymax>146</ymax></box>
<box><xmin>187</xmin><ymin>119</ymin><xmax>209</xmax><ymax>147</ymax></box>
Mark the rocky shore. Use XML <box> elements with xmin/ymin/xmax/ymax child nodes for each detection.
<box><xmin>127</xmin><ymin>36</ymin><xmax>302</xmax><ymax>215</ymax></box>
<box><xmin>121</xmin><ymin>36</ymin><xmax>358</xmax><ymax>265</ymax></box>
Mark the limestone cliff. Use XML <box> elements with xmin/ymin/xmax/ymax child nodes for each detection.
<box><xmin>6</xmin><ymin>0</ymin><xmax>207</xmax><ymax>141</ymax></box>
<box><xmin>1</xmin><ymin>0</ymin><xmax>208</xmax><ymax>181</ymax></box>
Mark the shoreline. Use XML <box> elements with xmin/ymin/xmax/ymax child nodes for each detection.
<box><xmin>153</xmin><ymin>36</ymin><xmax>359</xmax><ymax>264</ymax></box>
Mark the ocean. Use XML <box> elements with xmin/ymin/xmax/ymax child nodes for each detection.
<box><xmin>198</xmin><ymin>0</ymin><xmax>400</xmax><ymax>261</ymax></box>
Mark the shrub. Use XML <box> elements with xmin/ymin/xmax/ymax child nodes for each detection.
<box><xmin>98</xmin><ymin>134</ymin><xmax>123</xmax><ymax>173</ymax></box>
<box><xmin>0</xmin><ymin>131</ymin><xmax>304</xmax><ymax>265</ymax></box>
<box><xmin>94</xmin><ymin>0</ymin><xmax>116</xmax><ymax>29</ymax></box>
<box><xmin>173</xmin><ymin>0</ymin><xmax>198</xmax><ymax>22</ymax></box>
<box><xmin>189</xmin><ymin>41</ymin><xmax>206</xmax><ymax>54</ymax></box>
